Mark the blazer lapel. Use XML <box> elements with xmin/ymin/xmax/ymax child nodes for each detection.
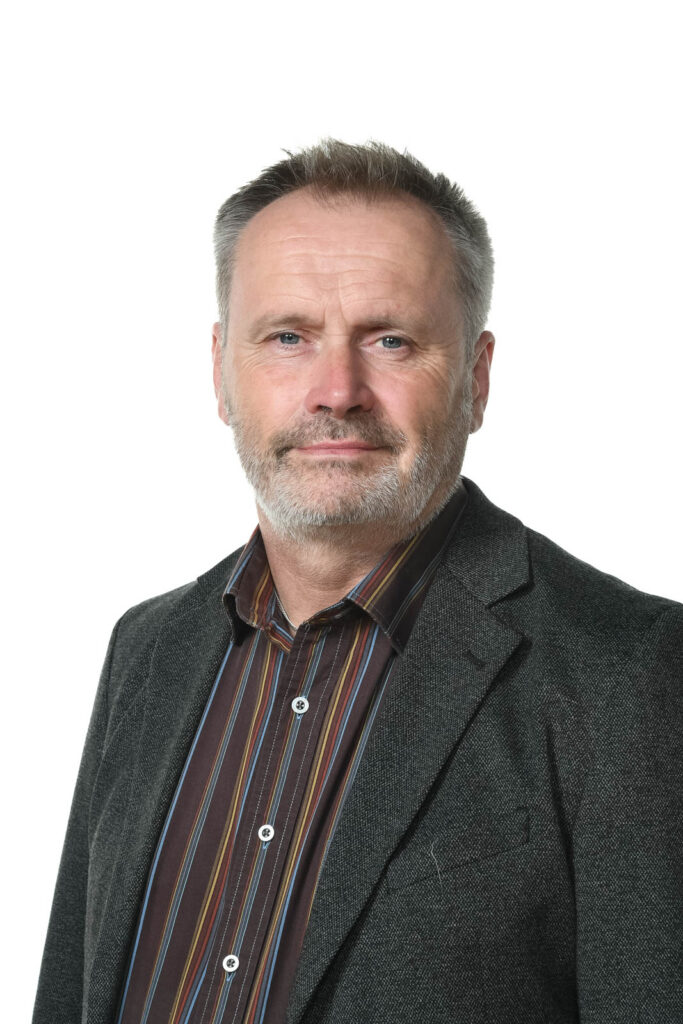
<box><xmin>86</xmin><ymin>577</ymin><xmax>234</xmax><ymax>1024</ymax></box>
<box><xmin>287</xmin><ymin>479</ymin><xmax>530</xmax><ymax>1024</ymax></box>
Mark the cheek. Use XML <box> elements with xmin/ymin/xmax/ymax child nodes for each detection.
<box><xmin>375</xmin><ymin>376</ymin><xmax>451</xmax><ymax>442</ymax></box>
<box><xmin>232</xmin><ymin>372</ymin><xmax>305</xmax><ymax>448</ymax></box>
<box><xmin>232</xmin><ymin>362</ymin><xmax>284</xmax><ymax>410</ymax></box>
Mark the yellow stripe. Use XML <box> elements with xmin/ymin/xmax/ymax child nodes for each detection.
<box><xmin>363</xmin><ymin>530</ymin><xmax>421</xmax><ymax>607</ymax></box>
<box><xmin>252</xmin><ymin>564</ymin><xmax>272</xmax><ymax>621</ymax></box>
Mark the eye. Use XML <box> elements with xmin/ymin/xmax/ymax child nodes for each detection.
<box><xmin>378</xmin><ymin>335</ymin><xmax>405</xmax><ymax>350</ymax></box>
<box><xmin>276</xmin><ymin>331</ymin><xmax>301</xmax><ymax>346</ymax></box>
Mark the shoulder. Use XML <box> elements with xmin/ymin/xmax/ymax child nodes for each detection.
<box><xmin>458</xmin><ymin>476</ymin><xmax>681</xmax><ymax>633</ymax></box>
<box><xmin>521</xmin><ymin>525</ymin><xmax>681</xmax><ymax>713</ymax></box>
<box><xmin>454</xmin><ymin>478</ymin><xmax>682</xmax><ymax>718</ymax></box>
<box><xmin>525</xmin><ymin>523</ymin><xmax>678</xmax><ymax>636</ymax></box>
<box><xmin>105</xmin><ymin>548</ymin><xmax>243</xmax><ymax>692</ymax></box>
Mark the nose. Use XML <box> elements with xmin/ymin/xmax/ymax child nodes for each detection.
<box><xmin>303</xmin><ymin>342</ymin><xmax>375</xmax><ymax>418</ymax></box>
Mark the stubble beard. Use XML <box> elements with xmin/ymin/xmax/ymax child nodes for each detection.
<box><xmin>225</xmin><ymin>381</ymin><xmax>473</xmax><ymax>543</ymax></box>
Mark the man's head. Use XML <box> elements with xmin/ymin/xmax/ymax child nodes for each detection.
<box><xmin>214</xmin><ymin>139</ymin><xmax>494</xmax><ymax>362</ymax></box>
<box><xmin>211</xmin><ymin>140</ymin><xmax>495</xmax><ymax>543</ymax></box>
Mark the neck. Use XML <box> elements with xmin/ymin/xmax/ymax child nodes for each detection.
<box><xmin>254</xmin><ymin>473</ymin><xmax>462</xmax><ymax>628</ymax></box>
<box><xmin>257</xmin><ymin>513</ymin><xmax>409</xmax><ymax>628</ymax></box>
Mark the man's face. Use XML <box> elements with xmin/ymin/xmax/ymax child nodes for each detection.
<box><xmin>213</xmin><ymin>188</ymin><xmax>493</xmax><ymax>540</ymax></box>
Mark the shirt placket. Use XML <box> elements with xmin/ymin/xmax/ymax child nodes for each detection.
<box><xmin>196</xmin><ymin>620</ymin><xmax>345</xmax><ymax>1023</ymax></box>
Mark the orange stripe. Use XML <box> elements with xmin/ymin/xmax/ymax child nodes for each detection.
<box><xmin>360</xmin><ymin>530</ymin><xmax>422</xmax><ymax>607</ymax></box>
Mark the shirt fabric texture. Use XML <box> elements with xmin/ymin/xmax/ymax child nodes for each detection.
<box><xmin>116</xmin><ymin>485</ymin><xmax>467</xmax><ymax>1024</ymax></box>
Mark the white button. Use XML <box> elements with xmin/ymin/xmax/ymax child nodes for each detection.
<box><xmin>222</xmin><ymin>954</ymin><xmax>239</xmax><ymax>973</ymax></box>
<box><xmin>291</xmin><ymin>696</ymin><xmax>309</xmax><ymax>715</ymax></box>
<box><xmin>258</xmin><ymin>824</ymin><xmax>274</xmax><ymax>842</ymax></box>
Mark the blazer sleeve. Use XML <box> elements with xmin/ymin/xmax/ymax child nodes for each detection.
<box><xmin>573</xmin><ymin>605</ymin><xmax>683</xmax><ymax>1023</ymax></box>
<box><xmin>32</xmin><ymin>618</ymin><xmax>119</xmax><ymax>1024</ymax></box>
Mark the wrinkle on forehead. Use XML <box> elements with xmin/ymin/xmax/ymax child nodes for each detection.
<box><xmin>228</xmin><ymin>188</ymin><xmax>462</xmax><ymax>339</ymax></box>
<box><xmin>231</xmin><ymin>268</ymin><xmax>459</xmax><ymax>340</ymax></box>
<box><xmin>263</xmin><ymin>249</ymin><xmax>447</xmax><ymax>300</ymax></box>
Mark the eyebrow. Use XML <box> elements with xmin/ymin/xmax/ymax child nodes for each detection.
<box><xmin>247</xmin><ymin>311</ymin><xmax>423</xmax><ymax>339</ymax></box>
<box><xmin>248</xmin><ymin>313</ymin><xmax>322</xmax><ymax>338</ymax></box>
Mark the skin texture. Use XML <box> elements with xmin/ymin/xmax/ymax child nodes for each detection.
<box><xmin>212</xmin><ymin>188</ymin><xmax>494</xmax><ymax>626</ymax></box>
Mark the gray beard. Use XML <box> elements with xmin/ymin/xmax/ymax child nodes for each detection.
<box><xmin>226</xmin><ymin>383</ymin><xmax>473</xmax><ymax>542</ymax></box>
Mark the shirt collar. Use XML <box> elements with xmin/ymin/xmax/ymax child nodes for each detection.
<box><xmin>223</xmin><ymin>481</ymin><xmax>468</xmax><ymax>654</ymax></box>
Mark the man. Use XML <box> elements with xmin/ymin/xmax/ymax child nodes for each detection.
<box><xmin>34</xmin><ymin>140</ymin><xmax>682</xmax><ymax>1024</ymax></box>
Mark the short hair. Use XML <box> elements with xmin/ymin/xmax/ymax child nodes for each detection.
<box><xmin>214</xmin><ymin>138</ymin><xmax>494</xmax><ymax>358</ymax></box>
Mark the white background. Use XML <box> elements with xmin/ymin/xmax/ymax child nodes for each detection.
<box><xmin>3</xmin><ymin>0</ymin><xmax>681</xmax><ymax>1016</ymax></box>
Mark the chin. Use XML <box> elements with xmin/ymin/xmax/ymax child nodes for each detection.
<box><xmin>256</xmin><ymin>477</ymin><xmax>432</xmax><ymax>542</ymax></box>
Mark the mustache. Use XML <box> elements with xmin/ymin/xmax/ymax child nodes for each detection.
<box><xmin>270</xmin><ymin>416</ymin><xmax>408</xmax><ymax>458</ymax></box>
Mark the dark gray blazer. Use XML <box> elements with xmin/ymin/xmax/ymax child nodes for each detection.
<box><xmin>33</xmin><ymin>479</ymin><xmax>683</xmax><ymax>1024</ymax></box>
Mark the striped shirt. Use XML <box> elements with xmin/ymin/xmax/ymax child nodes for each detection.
<box><xmin>116</xmin><ymin>484</ymin><xmax>467</xmax><ymax>1024</ymax></box>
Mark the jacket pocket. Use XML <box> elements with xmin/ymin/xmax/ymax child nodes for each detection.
<box><xmin>385</xmin><ymin>805</ymin><xmax>530</xmax><ymax>891</ymax></box>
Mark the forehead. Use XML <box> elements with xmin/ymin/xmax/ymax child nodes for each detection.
<box><xmin>229</xmin><ymin>188</ymin><xmax>457</xmax><ymax>323</ymax></box>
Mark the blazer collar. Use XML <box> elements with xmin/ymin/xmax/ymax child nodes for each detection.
<box><xmin>444</xmin><ymin>477</ymin><xmax>530</xmax><ymax>607</ymax></box>
<box><xmin>193</xmin><ymin>475</ymin><xmax>529</xmax><ymax>612</ymax></box>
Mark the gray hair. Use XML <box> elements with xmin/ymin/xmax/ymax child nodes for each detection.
<box><xmin>213</xmin><ymin>139</ymin><xmax>494</xmax><ymax>359</ymax></box>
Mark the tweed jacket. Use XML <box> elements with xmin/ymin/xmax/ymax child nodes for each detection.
<box><xmin>33</xmin><ymin>479</ymin><xmax>683</xmax><ymax>1024</ymax></box>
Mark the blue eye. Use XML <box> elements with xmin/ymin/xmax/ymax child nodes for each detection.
<box><xmin>380</xmin><ymin>335</ymin><xmax>403</xmax><ymax>349</ymax></box>
<box><xmin>277</xmin><ymin>332</ymin><xmax>301</xmax><ymax>345</ymax></box>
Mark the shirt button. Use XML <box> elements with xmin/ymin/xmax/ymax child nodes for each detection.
<box><xmin>291</xmin><ymin>696</ymin><xmax>309</xmax><ymax>715</ymax></box>
<box><xmin>258</xmin><ymin>824</ymin><xmax>274</xmax><ymax>842</ymax></box>
<box><xmin>222</xmin><ymin>954</ymin><xmax>239</xmax><ymax>973</ymax></box>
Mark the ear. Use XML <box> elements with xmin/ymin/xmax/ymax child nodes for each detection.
<box><xmin>212</xmin><ymin>322</ymin><xmax>230</xmax><ymax>426</ymax></box>
<box><xmin>469</xmin><ymin>330</ymin><xmax>495</xmax><ymax>434</ymax></box>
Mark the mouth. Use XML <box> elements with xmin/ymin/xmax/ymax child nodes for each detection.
<box><xmin>294</xmin><ymin>440</ymin><xmax>385</xmax><ymax>457</ymax></box>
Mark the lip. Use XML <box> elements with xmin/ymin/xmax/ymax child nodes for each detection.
<box><xmin>295</xmin><ymin>441</ymin><xmax>383</xmax><ymax>455</ymax></box>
